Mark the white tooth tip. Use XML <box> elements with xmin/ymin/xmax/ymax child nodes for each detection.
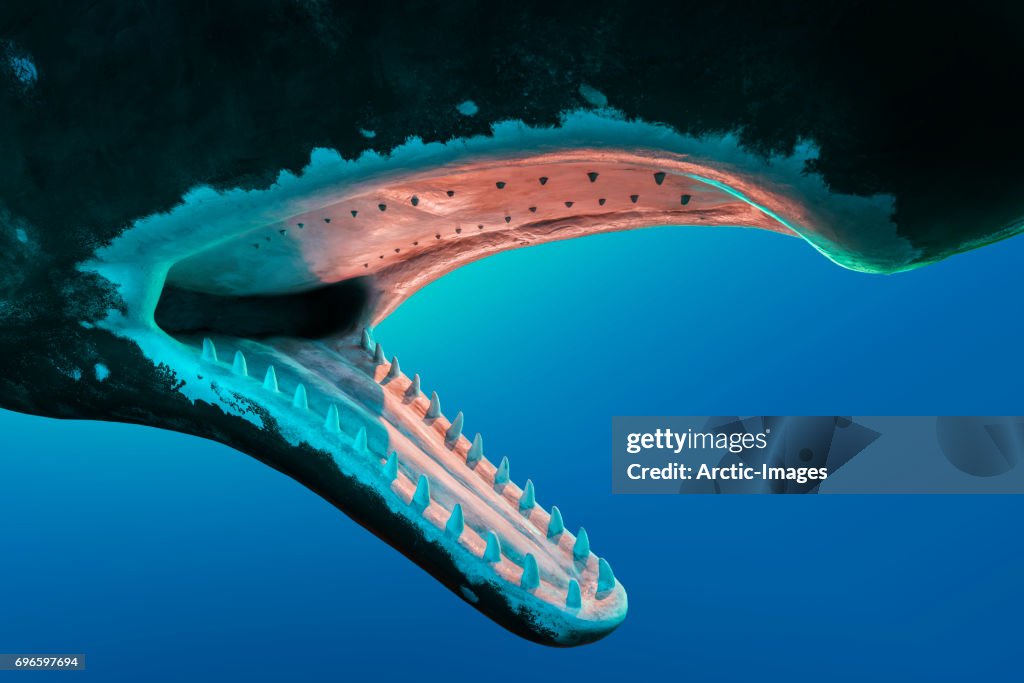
<box><xmin>573</xmin><ymin>527</ymin><xmax>591</xmax><ymax>560</ymax></box>
<box><xmin>484</xmin><ymin>531</ymin><xmax>502</xmax><ymax>563</ymax></box>
<box><xmin>495</xmin><ymin>456</ymin><xmax>510</xmax><ymax>485</ymax></box>
<box><xmin>384</xmin><ymin>452</ymin><xmax>398</xmax><ymax>480</ymax></box>
<box><xmin>262</xmin><ymin>366</ymin><xmax>279</xmax><ymax>392</ymax></box>
<box><xmin>597</xmin><ymin>558</ymin><xmax>616</xmax><ymax>593</ymax></box>
<box><xmin>412</xmin><ymin>474</ymin><xmax>431</xmax><ymax>508</ymax></box>
<box><xmin>384</xmin><ymin>356</ymin><xmax>401</xmax><ymax>382</ymax></box>
<box><xmin>325</xmin><ymin>404</ymin><xmax>341</xmax><ymax>432</ymax></box>
<box><xmin>566</xmin><ymin>579</ymin><xmax>582</xmax><ymax>609</ymax></box>
<box><xmin>292</xmin><ymin>384</ymin><xmax>308</xmax><ymax>410</ymax></box>
<box><xmin>520</xmin><ymin>553</ymin><xmax>540</xmax><ymax>590</ymax></box>
<box><xmin>425</xmin><ymin>391</ymin><xmax>442</xmax><ymax>419</ymax></box>
<box><xmin>231</xmin><ymin>351</ymin><xmax>248</xmax><ymax>376</ymax></box>
<box><xmin>445</xmin><ymin>503</ymin><xmax>465</xmax><ymax>537</ymax></box>
<box><xmin>201</xmin><ymin>338</ymin><xmax>218</xmax><ymax>362</ymax></box>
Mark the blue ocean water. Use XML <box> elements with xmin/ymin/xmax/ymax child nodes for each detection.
<box><xmin>2</xmin><ymin>225</ymin><xmax>1022</xmax><ymax>681</ymax></box>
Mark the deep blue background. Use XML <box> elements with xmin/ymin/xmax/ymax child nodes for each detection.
<box><xmin>2</xmin><ymin>226</ymin><xmax>1022</xmax><ymax>681</ymax></box>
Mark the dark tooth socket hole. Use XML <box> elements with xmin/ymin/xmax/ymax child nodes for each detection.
<box><xmin>598</xmin><ymin>198</ymin><xmax>606</xmax><ymax>205</ymax></box>
<box><xmin>504</xmin><ymin>216</ymin><xmax>511</xmax><ymax>223</ymax></box>
<box><xmin>565</xmin><ymin>201</ymin><xmax>574</xmax><ymax>208</ymax></box>
<box><xmin>538</xmin><ymin>177</ymin><xmax>548</xmax><ymax>185</ymax></box>
<box><xmin>528</xmin><ymin>207</ymin><xmax>537</xmax><ymax>213</ymax></box>
<box><xmin>324</xmin><ymin>218</ymin><xmax>331</xmax><ymax>223</ymax></box>
<box><xmin>587</xmin><ymin>172</ymin><xmax>599</xmax><ymax>183</ymax></box>
<box><xmin>653</xmin><ymin>171</ymin><xmax>666</xmax><ymax>185</ymax></box>
<box><xmin>630</xmin><ymin>194</ymin><xmax>639</xmax><ymax>203</ymax></box>
<box><xmin>411</xmin><ymin>196</ymin><xmax>419</xmax><ymax>206</ymax></box>
<box><xmin>446</xmin><ymin>190</ymin><xmax>455</xmax><ymax>197</ymax></box>
<box><xmin>378</xmin><ymin>204</ymin><xmax>387</xmax><ymax>211</ymax></box>
<box><xmin>455</xmin><ymin>228</ymin><xmax>462</xmax><ymax>233</ymax></box>
<box><xmin>680</xmin><ymin>194</ymin><xmax>691</xmax><ymax>205</ymax></box>
<box><xmin>496</xmin><ymin>181</ymin><xmax>506</xmax><ymax>189</ymax></box>
<box><xmin>351</xmin><ymin>210</ymin><xmax>359</xmax><ymax>217</ymax></box>
<box><xmin>297</xmin><ymin>223</ymin><xmax>304</xmax><ymax>228</ymax></box>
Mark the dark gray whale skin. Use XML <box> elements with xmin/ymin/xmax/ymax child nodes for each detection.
<box><xmin>0</xmin><ymin>0</ymin><xmax>1021</xmax><ymax>645</ymax></box>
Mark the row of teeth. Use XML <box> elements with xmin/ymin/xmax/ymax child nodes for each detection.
<box><xmin>197</xmin><ymin>334</ymin><xmax>616</xmax><ymax>610</ymax></box>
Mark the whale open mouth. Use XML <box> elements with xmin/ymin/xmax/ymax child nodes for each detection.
<box><xmin>90</xmin><ymin>143</ymin><xmax>817</xmax><ymax>645</ymax></box>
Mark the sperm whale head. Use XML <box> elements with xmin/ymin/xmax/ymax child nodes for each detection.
<box><xmin>2</xmin><ymin>1</ymin><xmax>1023</xmax><ymax>648</ymax></box>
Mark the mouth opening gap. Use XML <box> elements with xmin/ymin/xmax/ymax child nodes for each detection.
<box><xmin>153</xmin><ymin>277</ymin><xmax>373</xmax><ymax>340</ymax></box>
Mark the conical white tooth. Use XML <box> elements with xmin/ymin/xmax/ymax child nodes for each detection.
<box><xmin>495</xmin><ymin>456</ymin><xmax>510</xmax><ymax>485</ymax></box>
<box><xmin>262</xmin><ymin>366</ymin><xmax>279</xmax><ymax>392</ymax></box>
<box><xmin>373</xmin><ymin>343</ymin><xmax>385</xmax><ymax>364</ymax></box>
<box><xmin>466</xmin><ymin>433</ymin><xmax>483</xmax><ymax>466</ymax></box>
<box><xmin>201</xmin><ymin>338</ymin><xmax>218</xmax><ymax>362</ymax></box>
<box><xmin>445</xmin><ymin>503</ymin><xmax>465</xmax><ymax>537</ymax></box>
<box><xmin>384</xmin><ymin>356</ymin><xmax>401</xmax><ymax>382</ymax></box>
<box><xmin>521</xmin><ymin>553</ymin><xmax>540</xmax><ymax>590</ymax></box>
<box><xmin>404</xmin><ymin>374</ymin><xmax>421</xmax><ymax>399</ymax></box>
<box><xmin>425</xmin><ymin>391</ymin><xmax>442</xmax><ymax>419</ymax></box>
<box><xmin>384</xmin><ymin>452</ymin><xmax>398</xmax><ymax>480</ymax></box>
<box><xmin>573</xmin><ymin>527</ymin><xmax>590</xmax><ymax>560</ymax></box>
<box><xmin>566</xmin><ymin>579</ymin><xmax>582</xmax><ymax>609</ymax></box>
<box><xmin>520</xmin><ymin>480</ymin><xmax>536</xmax><ymax>510</ymax></box>
<box><xmin>597</xmin><ymin>558</ymin><xmax>616</xmax><ymax>592</ymax></box>
<box><xmin>445</xmin><ymin>411</ymin><xmax>464</xmax><ymax>445</ymax></box>
<box><xmin>361</xmin><ymin>328</ymin><xmax>374</xmax><ymax>353</ymax></box>
<box><xmin>292</xmin><ymin>384</ymin><xmax>308</xmax><ymax>410</ymax></box>
<box><xmin>547</xmin><ymin>506</ymin><xmax>565</xmax><ymax>537</ymax></box>
<box><xmin>231</xmin><ymin>351</ymin><xmax>248</xmax><ymax>376</ymax></box>
<box><xmin>324</xmin><ymin>404</ymin><xmax>341</xmax><ymax>432</ymax></box>
<box><xmin>412</xmin><ymin>474</ymin><xmax>431</xmax><ymax>508</ymax></box>
<box><xmin>354</xmin><ymin>426</ymin><xmax>367</xmax><ymax>452</ymax></box>
<box><xmin>484</xmin><ymin>531</ymin><xmax>502</xmax><ymax>562</ymax></box>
